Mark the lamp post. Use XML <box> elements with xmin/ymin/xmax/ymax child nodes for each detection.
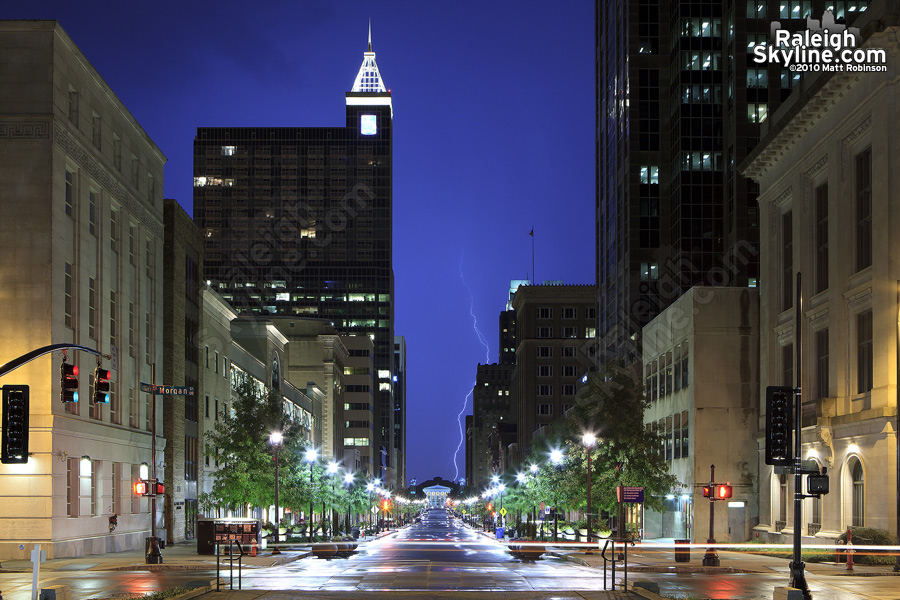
<box><xmin>366</xmin><ymin>481</ymin><xmax>375</xmax><ymax>533</ymax></box>
<box><xmin>328</xmin><ymin>461</ymin><xmax>339</xmax><ymax>536</ymax></box>
<box><xmin>344</xmin><ymin>472</ymin><xmax>354</xmax><ymax>535</ymax></box>
<box><xmin>305</xmin><ymin>448</ymin><xmax>317</xmax><ymax>543</ymax></box>
<box><xmin>530</xmin><ymin>463</ymin><xmax>539</xmax><ymax>522</ymax></box>
<box><xmin>583</xmin><ymin>432</ymin><xmax>597</xmax><ymax>546</ymax></box>
<box><xmin>269</xmin><ymin>432</ymin><xmax>283</xmax><ymax>555</ymax></box>
<box><xmin>550</xmin><ymin>448</ymin><xmax>564</xmax><ymax>542</ymax></box>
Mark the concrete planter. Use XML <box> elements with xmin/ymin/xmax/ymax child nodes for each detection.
<box><xmin>509</xmin><ymin>542</ymin><xmax>546</xmax><ymax>560</ymax></box>
<box><xmin>312</xmin><ymin>543</ymin><xmax>338</xmax><ymax>558</ymax></box>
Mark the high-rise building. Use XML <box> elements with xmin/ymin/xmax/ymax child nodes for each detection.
<box><xmin>511</xmin><ymin>284</ymin><xmax>597</xmax><ymax>458</ymax></box>
<box><xmin>595</xmin><ymin>0</ymin><xmax>841</xmax><ymax>361</ymax></box>
<box><xmin>193</xmin><ymin>28</ymin><xmax>398</xmax><ymax>484</ymax></box>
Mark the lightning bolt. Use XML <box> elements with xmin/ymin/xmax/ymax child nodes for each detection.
<box><xmin>451</xmin><ymin>252</ymin><xmax>491</xmax><ymax>481</ymax></box>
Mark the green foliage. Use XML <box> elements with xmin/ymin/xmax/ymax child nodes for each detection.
<box><xmin>836</xmin><ymin>527</ymin><xmax>898</xmax><ymax>564</ymax></box>
<box><xmin>202</xmin><ymin>376</ymin><xmax>315</xmax><ymax>514</ymax></box>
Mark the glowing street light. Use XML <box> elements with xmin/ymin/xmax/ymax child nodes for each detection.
<box><xmin>269</xmin><ymin>431</ymin><xmax>283</xmax><ymax>554</ymax></box>
<box><xmin>582</xmin><ymin>432</ymin><xmax>597</xmax><ymax>545</ymax></box>
<box><xmin>305</xmin><ymin>448</ymin><xmax>318</xmax><ymax>543</ymax></box>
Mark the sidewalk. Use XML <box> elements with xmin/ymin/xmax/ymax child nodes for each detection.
<box><xmin>546</xmin><ymin>539</ymin><xmax>900</xmax><ymax>578</ymax></box>
<box><xmin>0</xmin><ymin>532</ymin><xmax>390</xmax><ymax>574</ymax></box>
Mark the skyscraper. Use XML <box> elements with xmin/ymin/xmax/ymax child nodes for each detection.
<box><xmin>193</xmin><ymin>27</ymin><xmax>399</xmax><ymax>484</ymax></box>
<box><xmin>595</xmin><ymin>0</ymin><xmax>837</xmax><ymax>361</ymax></box>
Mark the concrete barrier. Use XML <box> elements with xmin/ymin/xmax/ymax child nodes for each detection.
<box><xmin>39</xmin><ymin>585</ymin><xmax>71</xmax><ymax>600</ymax></box>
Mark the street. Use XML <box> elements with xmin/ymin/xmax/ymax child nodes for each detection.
<box><xmin>2</xmin><ymin>509</ymin><xmax>900</xmax><ymax>599</ymax></box>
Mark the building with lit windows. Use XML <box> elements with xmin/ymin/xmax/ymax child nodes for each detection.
<box><xmin>642</xmin><ymin>287</ymin><xmax>759</xmax><ymax>543</ymax></box>
<box><xmin>594</xmin><ymin>1</ymin><xmax>862</xmax><ymax>362</ymax></box>
<box><xmin>0</xmin><ymin>20</ymin><xmax>165</xmax><ymax>558</ymax></box>
<box><xmin>511</xmin><ymin>284</ymin><xmax>597</xmax><ymax>459</ymax></box>
<box><xmin>193</xmin><ymin>27</ymin><xmax>399</xmax><ymax>487</ymax></box>
<box><xmin>743</xmin><ymin>0</ymin><xmax>896</xmax><ymax>544</ymax></box>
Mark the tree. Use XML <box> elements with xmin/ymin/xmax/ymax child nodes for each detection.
<box><xmin>203</xmin><ymin>375</ymin><xmax>310</xmax><ymax>518</ymax></box>
<box><xmin>571</xmin><ymin>365</ymin><xmax>678</xmax><ymax>522</ymax></box>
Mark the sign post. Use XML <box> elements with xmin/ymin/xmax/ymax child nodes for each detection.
<box><xmin>142</xmin><ymin>366</ymin><xmax>194</xmax><ymax>564</ymax></box>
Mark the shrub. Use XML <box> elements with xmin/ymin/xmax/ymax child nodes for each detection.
<box><xmin>835</xmin><ymin>527</ymin><xmax>897</xmax><ymax>565</ymax></box>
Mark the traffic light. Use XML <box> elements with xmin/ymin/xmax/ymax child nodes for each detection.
<box><xmin>487</xmin><ymin>503</ymin><xmax>493</xmax><ymax>511</ymax></box>
<box><xmin>154</xmin><ymin>479</ymin><xmax>165</xmax><ymax>495</ymax></box>
<box><xmin>60</xmin><ymin>362</ymin><xmax>79</xmax><ymax>403</ymax></box>
<box><xmin>1</xmin><ymin>385</ymin><xmax>29</xmax><ymax>464</ymax></box>
<box><xmin>134</xmin><ymin>480</ymin><xmax>150</xmax><ymax>495</ymax></box>
<box><xmin>702</xmin><ymin>485</ymin><xmax>712</xmax><ymax>498</ymax></box>
<box><xmin>765</xmin><ymin>385</ymin><xmax>794</xmax><ymax>466</ymax></box>
<box><xmin>717</xmin><ymin>484</ymin><xmax>733</xmax><ymax>499</ymax></box>
<box><xmin>92</xmin><ymin>367</ymin><xmax>111</xmax><ymax>404</ymax></box>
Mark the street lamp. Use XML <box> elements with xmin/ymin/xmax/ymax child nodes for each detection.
<box><xmin>498</xmin><ymin>483</ymin><xmax>506</xmax><ymax>528</ymax></box>
<box><xmin>583</xmin><ymin>432</ymin><xmax>597</xmax><ymax>548</ymax></box>
<box><xmin>344</xmin><ymin>471</ymin><xmax>354</xmax><ymax>534</ymax></box>
<box><xmin>305</xmin><ymin>448</ymin><xmax>317</xmax><ymax>543</ymax></box>
<box><xmin>328</xmin><ymin>461</ymin><xmax>339</xmax><ymax>536</ymax></box>
<box><xmin>269</xmin><ymin>432</ymin><xmax>283</xmax><ymax>555</ymax></box>
<box><xmin>550</xmin><ymin>448</ymin><xmax>564</xmax><ymax>542</ymax></box>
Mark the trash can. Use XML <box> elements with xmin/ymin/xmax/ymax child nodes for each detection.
<box><xmin>674</xmin><ymin>539</ymin><xmax>691</xmax><ymax>562</ymax></box>
<box><xmin>351</xmin><ymin>526</ymin><xmax>361</xmax><ymax>540</ymax></box>
<box><xmin>496</xmin><ymin>526</ymin><xmax>505</xmax><ymax>540</ymax></box>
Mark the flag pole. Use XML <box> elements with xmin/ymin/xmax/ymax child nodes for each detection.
<box><xmin>530</xmin><ymin>227</ymin><xmax>535</xmax><ymax>285</ymax></box>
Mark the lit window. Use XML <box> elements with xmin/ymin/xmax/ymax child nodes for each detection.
<box><xmin>221</xmin><ymin>146</ymin><xmax>237</xmax><ymax>156</ymax></box>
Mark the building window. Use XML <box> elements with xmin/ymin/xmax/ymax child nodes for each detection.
<box><xmin>537</xmin><ymin>385</ymin><xmax>552</xmax><ymax>397</ymax></box>
<box><xmin>562</xmin><ymin>384</ymin><xmax>576</xmax><ymax>396</ymax></box>
<box><xmin>110</xmin><ymin>208</ymin><xmax>118</xmax><ymax>253</ymax></box>
<box><xmin>113</xmin><ymin>133</ymin><xmax>122</xmax><ymax>170</ymax></box>
<box><xmin>779</xmin><ymin>473</ymin><xmax>788</xmax><ymax>525</ymax></box>
<box><xmin>562</xmin><ymin>346</ymin><xmax>575</xmax><ymax>358</ymax></box>
<box><xmin>748</xmin><ymin>103</ymin><xmax>768</xmax><ymax>123</ymax></box>
<box><xmin>746</xmin><ymin>67</ymin><xmax>768</xmax><ymax>88</ymax></box>
<box><xmin>91</xmin><ymin>113</ymin><xmax>101</xmax><ymax>150</ymax></box>
<box><xmin>128</xmin><ymin>302</ymin><xmax>136</xmax><ymax>357</ymax></box>
<box><xmin>537</xmin><ymin>346</ymin><xmax>552</xmax><ymax>358</ymax></box>
<box><xmin>673</xmin><ymin>412</ymin><xmax>682</xmax><ymax>459</ymax></box>
<box><xmin>815</xmin><ymin>183</ymin><xmax>828</xmax><ymax>293</ymax></box>
<box><xmin>215</xmin><ymin>351</ymin><xmax>219</xmax><ymax>374</ymax></box>
<box><xmin>747</xmin><ymin>1</ymin><xmax>767</xmax><ymax>18</ymax></box>
<box><xmin>537</xmin><ymin>403</ymin><xmax>553</xmax><ymax>415</ymax></box>
<box><xmin>562</xmin><ymin>365</ymin><xmax>576</xmax><ymax>378</ymax></box>
<box><xmin>562</xmin><ymin>307</ymin><xmax>577</xmax><ymax>319</ymax></box>
<box><xmin>111</xmin><ymin>462</ymin><xmax>121</xmax><ymax>516</ymax></box>
<box><xmin>88</xmin><ymin>277</ymin><xmax>97</xmax><ymax>340</ymax></box>
<box><xmin>640</xmin><ymin>262</ymin><xmax>659</xmax><ymax>280</ymax></box>
<box><xmin>205</xmin><ymin>395</ymin><xmax>210</xmax><ymax>418</ymax></box>
<box><xmin>563</xmin><ymin>326</ymin><xmax>577</xmax><ymax>338</ymax></box>
<box><xmin>681</xmin><ymin>410</ymin><xmax>689</xmax><ymax>457</ymax></box>
<box><xmin>538</xmin><ymin>365</ymin><xmax>553</xmax><ymax>377</ymax></box>
<box><xmin>857</xmin><ymin>311</ymin><xmax>873</xmax><ymax>394</ymax></box>
<box><xmin>89</xmin><ymin>460</ymin><xmax>98</xmax><ymax>516</ymax></box>
<box><xmin>851</xmin><ymin>457</ymin><xmax>865</xmax><ymax>527</ymax></box>
<box><xmin>665</xmin><ymin>416</ymin><xmax>673</xmax><ymax>460</ymax></box>
<box><xmin>782</xmin><ymin>211</ymin><xmax>793</xmax><ymax>311</ymax></box>
<box><xmin>538</xmin><ymin>307</ymin><xmax>552</xmax><ymax>319</ymax></box>
<box><xmin>816</xmin><ymin>329</ymin><xmax>829</xmax><ymax>400</ymax></box>
<box><xmin>537</xmin><ymin>327</ymin><xmax>552</xmax><ymax>338</ymax></box>
<box><xmin>129</xmin><ymin>388</ymin><xmax>139</xmax><ymax>429</ymax></box>
<box><xmin>65</xmin><ymin>169</ymin><xmax>75</xmax><ymax>217</ymax></box>
<box><xmin>185</xmin><ymin>436</ymin><xmax>198</xmax><ymax>482</ymax></box>
<box><xmin>145</xmin><ymin>312</ymin><xmax>152</xmax><ymax>361</ymax></box>
<box><xmin>89</xmin><ymin>191</ymin><xmax>98</xmax><ymax>235</ymax></box>
<box><xmin>64</xmin><ymin>262</ymin><xmax>74</xmax><ymax>329</ymax></box>
<box><xmin>129</xmin><ymin>226</ymin><xmax>136</xmax><ymax>266</ymax></box>
<box><xmin>221</xmin><ymin>145</ymin><xmax>237</xmax><ymax>156</ymax></box>
<box><xmin>783</xmin><ymin>344</ymin><xmax>793</xmax><ymax>388</ymax></box>
<box><xmin>856</xmin><ymin>148</ymin><xmax>872</xmax><ymax>271</ymax></box>
<box><xmin>66</xmin><ymin>457</ymin><xmax>79</xmax><ymax>517</ymax></box>
<box><xmin>131</xmin><ymin>155</ymin><xmax>140</xmax><ymax>189</ymax></box>
<box><xmin>67</xmin><ymin>88</ymin><xmax>79</xmax><ymax>126</ymax></box>
<box><xmin>639</xmin><ymin>165</ymin><xmax>659</xmax><ymax>184</ymax></box>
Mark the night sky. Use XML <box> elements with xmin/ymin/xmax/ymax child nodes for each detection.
<box><xmin>10</xmin><ymin>0</ymin><xmax>596</xmax><ymax>483</ymax></box>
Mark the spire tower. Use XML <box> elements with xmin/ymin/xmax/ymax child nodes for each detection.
<box><xmin>352</xmin><ymin>21</ymin><xmax>387</xmax><ymax>94</ymax></box>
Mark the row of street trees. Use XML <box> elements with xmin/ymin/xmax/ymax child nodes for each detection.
<box><xmin>467</xmin><ymin>366</ymin><xmax>678</xmax><ymax>537</ymax></box>
<box><xmin>197</xmin><ymin>377</ymin><xmax>373</xmax><ymax>535</ymax></box>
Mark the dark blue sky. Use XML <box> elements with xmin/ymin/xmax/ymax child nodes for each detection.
<box><xmin>12</xmin><ymin>0</ymin><xmax>596</xmax><ymax>483</ymax></box>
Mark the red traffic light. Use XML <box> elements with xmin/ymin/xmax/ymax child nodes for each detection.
<box><xmin>93</xmin><ymin>367</ymin><xmax>112</xmax><ymax>404</ymax></box>
<box><xmin>134</xmin><ymin>480</ymin><xmax>149</xmax><ymax>495</ymax></box>
<box><xmin>60</xmin><ymin>362</ymin><xmax>79</xmax><ymax>403</ymax></box>
<box><xmin>487</xmin><ymin>503</ymin><xmax>493</xmax><ymax>510</ymax></box>
<box><xmin>154</xmin><ymin>480</ymin><xmax>165</xmax><ymax>495</ymax></box>
<box><xmin>718</xmin><ymin>484</ymin><xmax>733</xmax><ymax>499</ymax></box>
<box><xmin>702</xmin><ymin>486</ymin><xmax>712</xmax><ymax>498</ymax></box>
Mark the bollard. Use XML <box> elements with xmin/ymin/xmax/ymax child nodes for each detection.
<box><xmin>846</xmin><ymin>529</ymin><xmax>854</xmax><ymax>571</ymax></box>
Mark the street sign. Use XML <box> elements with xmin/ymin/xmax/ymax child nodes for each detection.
<box><xmin>371</xmin><ymin>506</ymin><xmax>378</xmax><ymax>514</ymax></box>
<box><xmin>140</xmin><ymin>382</ymin><xmax>194</xmax><ymax>395</ymax></box>
<box><xmin>499</xmin><ymin>507</ymin><xmax>507</xmax><ymax>517</ymax></box>
<box><xmin>618</xmin><ymin>486</ymin><xmax>645</xmax><ymax>503</ymax></box>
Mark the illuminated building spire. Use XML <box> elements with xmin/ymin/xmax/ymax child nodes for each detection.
<box><xmin>352</xmin><ymin>21</ymin><xmax>387</xmax><ymax>93</ymax></box>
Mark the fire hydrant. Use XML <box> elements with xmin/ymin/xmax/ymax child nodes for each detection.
<box><xmin>846</xmin><ymin>528</ymin><xmax>854</xmax><ymax>571</ymax></box>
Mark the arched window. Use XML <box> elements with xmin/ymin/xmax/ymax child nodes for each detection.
<box><xmin>851</xmin><ymin>457</ymin><xmax>865</xmax><ymax>527</ymax></box>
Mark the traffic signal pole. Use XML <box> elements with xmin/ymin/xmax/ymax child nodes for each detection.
<box><xmin>702</xmin><ymin>464</ymin><xmax>719</xmax><ymax>567</ymax></box>
<box><xmin>0</xmin><ymin>343</ymin><xmax>108</xmax><ymax>378</ymax></box>
<box><xmin>146</xmin><ymin>363</ymin><xmax>163</xmax><ymax>564</ymax></box>
<box><xmin>790</xmin><ymin>273</ymin><xmax>810</xmax><ymax>598</ymax></box>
